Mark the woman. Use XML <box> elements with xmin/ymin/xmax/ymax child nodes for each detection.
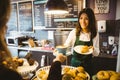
<box><xmin>64</xmin><ymin>8</ymin><xmax>100</xmax><ymax>76</ymax></box>
<box><xmin>0</xmin><ymin>0</ymin><xmax>22</xmax><ymax>80</ymax></box>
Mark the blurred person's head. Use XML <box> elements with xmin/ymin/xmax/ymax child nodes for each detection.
<box><xmin>0</xmin><ymin>0</ymin><xmax>15</xmax><ymax>70</ymax></box>
<box><xmin>0</xmin><ymin>0</ymin><xmax>11</xmax><ymax>37</ymax></box>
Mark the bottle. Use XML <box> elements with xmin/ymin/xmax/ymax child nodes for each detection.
<box><xmin>111</xmin><ymin>44</ymin><xmax>118</xmax><ymax>56</ymax></box>
<box><xmin>40</xmin><ymin>55</ymin><xmax>46</xmax><ymax>67</ymax></box>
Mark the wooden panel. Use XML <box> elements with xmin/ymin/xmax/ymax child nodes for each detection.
<box><xmin>92</xmin><ymin>57</ymin><xmax>117</xmax><ymax>75</ymax></box>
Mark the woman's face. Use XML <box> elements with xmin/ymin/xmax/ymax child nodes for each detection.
<box><xmin>79</xmin><ymin>13</ymin><xmax>89</xmax><ymax>30</ymax></box>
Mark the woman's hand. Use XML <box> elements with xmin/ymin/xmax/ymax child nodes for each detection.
<box><xmin>53</xmin><ymin>49</ymin><xmax>58</xmax><ymax>53</ymax></box>
<box><xmin>53</xmin><ymin>49</ymin><xmax>59</xmax><ymax>56</ymax></box>
<box><xmin>89</xmin><ymin>46</ymin><xmax>94</xmax><ymax>50</ymax></box>
<box><xmin>53</xmin><ymin>54</ymin><xmax>66</xmax><ymax>63</ymax></box>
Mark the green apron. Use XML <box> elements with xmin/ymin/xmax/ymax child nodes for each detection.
<box><xmin>71</xmin><ymin>36</ymin><xmax>93</xmax><ymax>76</ymax></box>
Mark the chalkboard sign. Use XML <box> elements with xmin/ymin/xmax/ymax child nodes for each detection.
<box><xmin>33</xmin><ymin>0</ymin><xmax>53</xmax><ymax>28</ymax></box>
<box><xmin>18</xmin><ymin>1</ymin><xmax>33</xmax><ymax>32</ymax></box>
<box><xmin>8</xmin><ymin>0</ymin><xmax>84</xmax><ymax>30</ymax></box>
<box><xmin>7</xmin><ymin>3</ymin><xmax>18</xmax><ymax>33</ymax></box>
<box><xmin>33</xmin><ymin>0</ymin><xmax>80</xmax><ymax>28</ymax></box>
<box><xmin>33</xmin><ymin>1</ymin><xmax>46</xmax><ymax>27</ymax></box>
<box><xmin>54</xmin><ymin>18</ymin><xmax>78</xmax><ymax>28</ymax></box>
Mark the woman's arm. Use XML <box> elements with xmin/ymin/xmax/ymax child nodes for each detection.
<box><xmin>47</xmin><ymin>54</ymin><xmax>66</xmax><ymax>80</ymax></box>
<box><xmin>92</xmin><ymin>32</ymin><xmax>100</xmax><ymax>56</ymax></box>
<box><xmin>64</xmin><ymin>29</ymin><xmax>76</xmax><ymax>47</ymax></box>
<box><xmin>47</xmin><ymin>61</ymin><xmax>62</xmax><ymax>80</ymax></box>
<box><xmin>0</xmin><ymin>65</ymin><xmax>22</xmax><ymax>80</ymax></box>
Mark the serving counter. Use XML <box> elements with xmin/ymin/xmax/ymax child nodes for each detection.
<box><xmin>8</xmin><ymin>46</ymin><xmax>117</xmax><ymax>76</ymax></box>
<box><xmin>8</xmin><ymin>46</ymin><xmax>72</xmax><ymax>67</ymax></box>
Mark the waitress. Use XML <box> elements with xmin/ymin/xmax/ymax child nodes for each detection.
<box><xmin>64</xmin><ymin>8</ymin><xmax>100</xmax><ymax>76</ymax></box>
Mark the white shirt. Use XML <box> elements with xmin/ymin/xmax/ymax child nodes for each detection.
<box><xmin>64</xmin><ymin>29</ymin><xmax>100</xmax><ymax>56</ymax></box>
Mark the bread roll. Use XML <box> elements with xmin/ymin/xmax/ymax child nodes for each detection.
<box><xmin>81</xmin><ymin>46</ymin><xmax>89</xmax><ymax>53</ymax></box>
<box><xmin>97</xmin><ymin>70</ymin><xmax>110</xmax><ymax>80</ymax></box>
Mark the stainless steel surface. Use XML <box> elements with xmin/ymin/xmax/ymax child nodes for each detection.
<box><xmin>54</xmin><ymin>30</ymin><xmax>70</xmax><ymax>47</ymax></box>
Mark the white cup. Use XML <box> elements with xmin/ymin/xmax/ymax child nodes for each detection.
<box><xmin>56</xmin><ymin>45</ymin><xmax>67</xmax><ymax>55</ymax></box>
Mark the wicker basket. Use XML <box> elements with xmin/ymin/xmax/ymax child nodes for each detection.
<box><xmin>36</xmin><ymin>65</ymin><xmax>90</xmax><ymax>80</ymax></box>
<box><xmin>16</xmin><ymin>58</ymin><xmax>39</xmax><ymax>78</ymax></box>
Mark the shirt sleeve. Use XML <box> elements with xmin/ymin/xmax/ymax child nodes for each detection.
<box><xmin>0</xmin><ymin>66</ymin><xmax>22</xmax><ymax>80</ymax></box>
<box><xmin>47</xmin><ymin>61</ymin><xmax>62</xmax><ymax>80</ymax></box>
<box><xmin>92</xmin><ymin>32</ymin><xmax>100</xmax><ymax>56</ymax></box>
<box><xmin>64</xmin><ymin>29</ymin><xmax>76</xmax><ymax>47</ymax></box>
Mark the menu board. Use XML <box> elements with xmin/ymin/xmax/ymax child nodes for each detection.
<box><xmin>33</xmin><ymin>1</ymin><xmax>46</xmax><ymax>27</ymax></box>
<box><xmin>54</xmin><ymin>18</ymin><xmax>78</xmax><ymax>28</ymax></box>
<box><xmin>33</xmin><ymin>0</ymin><xmax>53</xmax><ymax>28</ymax></box>
<box><xmin>18</xmin><ymin>1</ymin><xmax>33</xmax><ymax>32</ymax></box>
<box><xmin>8</xmin><ymin>0</ymin><xmax>84</xmax><ymax>30</ymax></box>
<box><xmin>33</xmin><ymin>0</ymin><xmax>80</xmax><ymax>28</ymax></box>
<box><xmin>7</xmin><ymin>3</ymin><xmax>18</xmax><ymax>32</ymax></box>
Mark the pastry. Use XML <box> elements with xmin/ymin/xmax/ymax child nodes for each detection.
<box><xmin>97</xmin><ymin>70</ymin><xmax>110</xmax><ymax>80</ymax></box>
<box><xmin>17</xmin><ymin>59</ymin><xmax>24</xmax><ymax>66</ymax></box>
<box><xmin>80</xmin><ymin>46</ymin><xmax>89</xmax><ymax>53</ymax></box>
<box><xmin>28</xmin><ymin>58</ymin><xmax>35</xmax><ymax>65</ymax></box>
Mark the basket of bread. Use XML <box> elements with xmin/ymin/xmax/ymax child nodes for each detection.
<box><xmin>92</xmin><ymin>70</ymin><xmax>120</xmax><ymax>80</ymax></box>
<box><xmin>36</xmin><ymin>65</ymin><xmax>90</xmax><ymax>80</ymax></box>
<box><xmin>16</xmin><ymin>58</ymin><xmax>38</xmax><ymax>76</ymax></box>
<box><xmin>12</xmin><ymin>53</ymin><xmax>39</xmax><ymax>78</ymax></box>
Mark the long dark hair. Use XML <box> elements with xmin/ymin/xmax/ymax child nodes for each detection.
<box><xmin>76</xmin><ymin>8</ymin><xmax>97</xmax><ymax>39</ymax></box>
<box><xmin>0</xmin><ymin>0</ymin><xmax>11</xmax><ymax>57</ymax></box>
<box><xmin>0</xmin><ymin>0</ymin><xmax>16</xmax><ymax>70</ymax></box>
<box><xmin>0</xmin><ymin>0</ymin><xmax>11</xmax><ymax>29</ymax></box>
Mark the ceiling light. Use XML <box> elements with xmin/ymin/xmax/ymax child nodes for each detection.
<box><xmin>45</xmin><ymin>0</ymin><xmax>69</xmax><ymax>14</ymax></box>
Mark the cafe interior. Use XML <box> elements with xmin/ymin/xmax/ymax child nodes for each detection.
<box><xmin>3</xmin><ymin>0</ymin><xmax>120</xmax><ymax>80</ymax></box>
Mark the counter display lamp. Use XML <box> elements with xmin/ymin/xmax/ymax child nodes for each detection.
<box><xmin>45</xmin><ymin>0</ymin><xmax>69</xmax><ymax>14</ymax></box>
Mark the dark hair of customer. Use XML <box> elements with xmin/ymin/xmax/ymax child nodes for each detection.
<box><xmin>0</xmin><ymin>0</ymin><xmax>22</xmax><ymax>80</ymax></box>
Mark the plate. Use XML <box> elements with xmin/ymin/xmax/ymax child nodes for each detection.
<box><xmin>36</xmin><ymin>65</ymin><xmax>90</xmax><ymax>80</ymax></box>
<box><xmin>74</xmin><ymin>45</ymin><xmax>93</xmax><ymax>55</ymax></box>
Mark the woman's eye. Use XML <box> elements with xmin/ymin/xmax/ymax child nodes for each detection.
<box><xmin>85</xmin><ymin>18</ymin><xmax>89</xmax><ymax>20</ymax></box>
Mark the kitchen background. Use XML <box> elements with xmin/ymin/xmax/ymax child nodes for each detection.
<box><xmin>6</xmin><ymin>0</ymin><xmax>120</xmax><ymax>71</ymax></box>
<box><xmin>7</xmin><ymin>0</ymin><xmax>120</xmax><ymax>54</ymax></box>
